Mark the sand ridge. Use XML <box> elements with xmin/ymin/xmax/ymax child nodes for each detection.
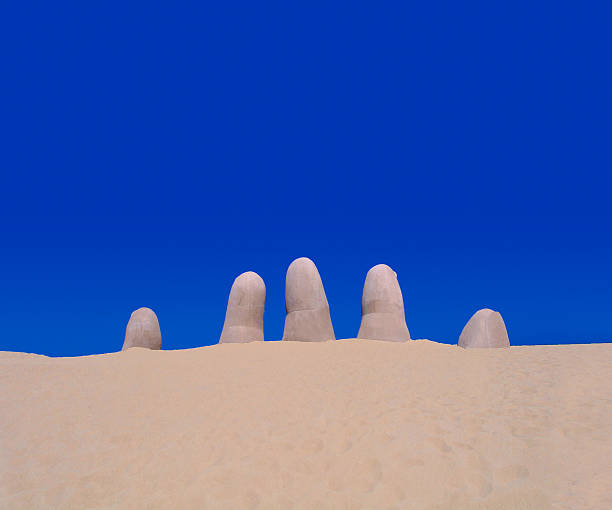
<box><xmin>1</xmin><ymin>339</ymin><xmax>611</xmax><ymax>509</ymax></box>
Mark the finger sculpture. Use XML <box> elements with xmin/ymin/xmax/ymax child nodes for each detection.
<box><xmin>219</xmin><ymin>271</ymin><xmax>265</xmax><ymax>343</ymax></box>
<box><xmin>122</xmin><ymin>307</ymin><xmax>162</xmax><ymax>350</ymax></box>
<box><xmin>357</xmin><ymin>264</ymin><xmax>411</xmax><ymax>342</ymax></box>
<box><xmin>282</xmin><ymin>257</ymin><xmax>335</xmax><ymax>342</ymax></box>
<box><xmin>458</xmin><ymin>308</ymin><xmax>510</xmax><ymax>348</ymax></box>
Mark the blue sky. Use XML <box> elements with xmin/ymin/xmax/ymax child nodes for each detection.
<box><xmin>1</xmin><ymin>3</ymin><xmax>610</xmax><ymax>356</ymax></box>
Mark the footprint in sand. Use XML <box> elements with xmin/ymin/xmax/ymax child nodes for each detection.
<box><xmin>349</xmin><ymin>457</ymin><xmax>383</xmax><ymax>493</ymax></box>
<box><xmin>464</xmin><ymin>471</ymin><xmax>493</xmax><ymax>498</ymax></box>
<box><xmin>495</xmin><ymin>464</ymin><xmax>529</xmax><ymax>484</ymax></box>
<box><xmin>300</xmin><ymin>437</ymin><xmax>324</xmax><ymax>454</ymax></box>
<box><xmin>427</xmin><ymin>436</ymin><xmax>453</xmax><ymax>453</ymax></box>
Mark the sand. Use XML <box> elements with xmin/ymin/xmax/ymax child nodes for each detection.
<box><xmin>1</xmin><ymin>340</ymin><xmax>611</xmax><ymax>510</ymax></box>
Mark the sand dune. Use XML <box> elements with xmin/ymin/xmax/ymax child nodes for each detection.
<box><xmin>1</xmin><ymin>340</ymin><xmax>611</xmax><ymax>509</ymax></box>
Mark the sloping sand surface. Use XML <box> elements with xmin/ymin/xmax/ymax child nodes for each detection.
<box><xmin>1</xmin><ymin>340</ymin><xmax>611</xmax><ymax>509</ymax></box>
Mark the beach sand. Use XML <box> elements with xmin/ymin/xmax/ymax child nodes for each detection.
<box><xmin>1</xmin><ymin>339</ymin><xmax>611</xmax><ymax>509</ymax></box>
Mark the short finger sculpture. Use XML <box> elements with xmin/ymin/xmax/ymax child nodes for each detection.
<box><xmin>357</xmin><ymin>264</ymin><xmax>411</xmax><ymax>342</ymax></box>
<box><xmin>458</xmin><ymin>308</ymin><xmax>510</xmax><ymax>348</ymax></box>
<box><xmin>219</xmin><ymin>271</ymin><xmax>266</xmax><ymax>343</ymax></box>
<box><xmin>122</xmin><ymin>307</ymin><xmax>162</xmax><ymax>350</ymax></box>
<box><xmin>282</xmin><ymin>257</ymin><xmax>335</xmax><ymax>342</ymax></box>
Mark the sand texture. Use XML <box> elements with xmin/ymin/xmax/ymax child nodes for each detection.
<box><xmin>1</xmin><ymin>340</ymin><xmax>611</xmax><ymax>509</ymax></box>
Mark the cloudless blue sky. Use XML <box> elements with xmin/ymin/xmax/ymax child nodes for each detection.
<box><xmin>1</xmin><ymin>3</ymin><xmax>610</xmax><ymax>356</ymax></box>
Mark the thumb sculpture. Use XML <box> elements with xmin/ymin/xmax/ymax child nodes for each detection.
<box><xmin>282</xmin><ymin>257</ymin><xmax>335</xmax><ymax>342</ymax></box>
<box><xmin>122</xmin><ymin>307</ymin><xmax>162</xmax><ymax>350</ymax></box>
<box><xmin>458</xmin><ymin>308</ymin><xmax>510</xmax><ymax>348</ymax></box>
<box><xmin>219</xmin><ymin>271</ymin><xmax>265</xmax><ymax>343</ymax></box>
<box><xmin>357</xmin><ymin>264</ymin><xmax>411</xmax><ymax>342</ymax></box>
